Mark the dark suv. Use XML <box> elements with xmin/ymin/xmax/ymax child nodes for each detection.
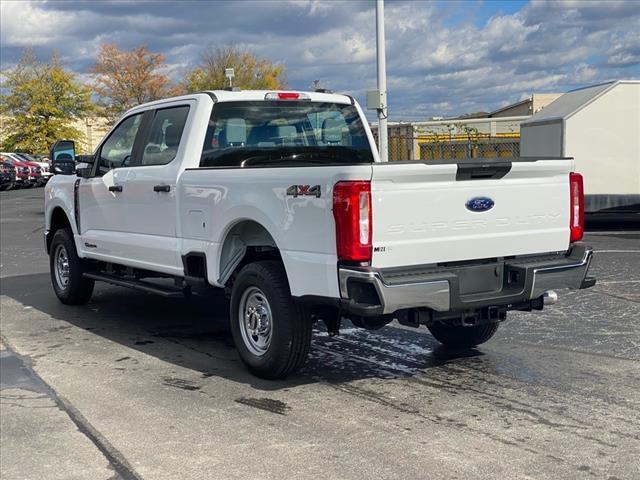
<box><xmin>0</xmin><ymin>156</ymin><xmax>18</xmax><ymax>190</ymax></box>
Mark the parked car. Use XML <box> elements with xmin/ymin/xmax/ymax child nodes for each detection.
<box><xmin>44</xmin><ymin>90</ymin><xmax>595</xmax><ymax>379</ymax></box>
<box><xmin>15</xmin><ymin>153</ymin><xmax>53</xmax><ymax>183</ymax></box>
<box><xmin>1</xmin><ymin>154</ymin><xmax>30</xmax><ymax>188</ymax></box>
<box><xmin>23</xmin><ymin>160</ymin><xmax>43</xmax><ymax>186</ymax></box>
<box><xmin>0</xmin><ymin>157</ymin><xmax>17</xmax><ymax>191</ymax></box>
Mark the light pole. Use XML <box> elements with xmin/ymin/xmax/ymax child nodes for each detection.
<box><xmin>376</xmin><ymin>0</ymin><xmax>388</xmax><ymax>162</ymax></box>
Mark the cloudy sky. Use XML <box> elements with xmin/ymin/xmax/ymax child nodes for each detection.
<box><xmin>1</xmin><ymin>0</ymin><xmax>639</xmax><ymax>119</ymax></box>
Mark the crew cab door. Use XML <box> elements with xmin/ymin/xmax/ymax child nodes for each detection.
<box><xmin>115</xmin><ymin>102</ymin><xmax>192</xmax><ymax>275</ymax></box>
<box><xmin>78</xmin><ymin>111</ymin><xmax>146</xmax><ymax>262</ymax></box>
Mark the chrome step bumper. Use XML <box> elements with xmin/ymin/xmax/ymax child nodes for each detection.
<box><xmin>339</xmin><ymin>243</ymin><xmax>594</xmax><ymax>316</ymax></box>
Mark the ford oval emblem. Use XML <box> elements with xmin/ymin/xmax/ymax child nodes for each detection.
<box><xmin>466</xmin><ymin>197</ymin><xmax>495</xmax><ymax>212</ymax></box>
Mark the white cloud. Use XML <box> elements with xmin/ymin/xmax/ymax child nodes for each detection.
<box><xmin>1</xmin><ymin>0</ymin><xmax>638</xmax><ymax>119</ymax></box>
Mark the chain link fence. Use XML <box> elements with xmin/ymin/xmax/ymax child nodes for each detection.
<box><xmin>386</xmin><ymin>136</ymin><xmax>520</xmax><ymax>162</ymax></box>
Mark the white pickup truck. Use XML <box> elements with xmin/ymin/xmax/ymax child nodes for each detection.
<box><xmin>45</xmin><ymin>90</ymin><xmax>595</xmax><ymax>378</ymax></box>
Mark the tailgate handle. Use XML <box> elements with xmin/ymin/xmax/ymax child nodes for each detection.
<box><xmin>108</xmin><ymin>185</ymin><xmax>123</xmax><ymax>192</ymax></box>
<box><xmin>153</xmin><ymin>184</ymin><xmax>170</xmax><ymax>193</ymax></box>
<box><xmin>456</xmin><ymin>162</ymin><xmax>511</xmax><ymax>181</ymax></box>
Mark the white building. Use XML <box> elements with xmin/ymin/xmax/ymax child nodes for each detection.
<box><xmin>520</xmin><ymin>80</ymin><xmax>640</xmax><ymax>215</ymax></box>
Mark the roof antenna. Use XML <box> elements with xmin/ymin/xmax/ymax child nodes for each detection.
<box><xmin>312</xmin><ymin>79</ymin><xmax>332</xmax><ymax>94</ymax></box>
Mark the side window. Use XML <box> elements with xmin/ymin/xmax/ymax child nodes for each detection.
<box><xmin>98</xmin><ymin>113</ymin><xmax>143</xmax><ymax>175</ymax></box>
<box><xmin>141</xmin><ymin>106</ymin><xmax>190</xmax><ymax>166</ymax></box>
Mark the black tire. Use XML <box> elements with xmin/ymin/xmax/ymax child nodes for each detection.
<box><xmin>427</xmin><ymin>322</ymin><xmax>499</xmax><ymax>348</ymax></box>
<box><xmin>229</xmin><ymin>260</ymin><xmax>311</xmax><ymax>379</ymax></box>
<box><xmin>49</xmin><ymin>228</ymin><xmax>94</xmax><ymax>305</ymax></box>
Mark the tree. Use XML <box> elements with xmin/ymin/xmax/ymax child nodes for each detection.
<box><xmin>91</xmin><ymin>44</ymin><xmax>174</xmax><ymax>122</ymax></box>
<box><xmin>0</xmin><ymin>49</ymin><xmax>93</xmax><ymax>154</ymax></box>
<box><xmin>184</xmin><ymin>45</ymin><xmax>286</xmax><ymax>92</ymax></box>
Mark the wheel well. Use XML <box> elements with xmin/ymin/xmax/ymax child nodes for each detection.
<box><xmin>47</xmin><ymin>207</ymin><xmax>72</xmax><ymax>253</ymax></box>
<box><xmin>218</xmin><ymin>220</ymin><xmax>280</xmax><ymax>286</ymax></box>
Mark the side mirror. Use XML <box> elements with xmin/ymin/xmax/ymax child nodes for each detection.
<box><xmin>50</xmin><ymin>140</ymin><xmax>76</xmax><ymax>175</ymax></box>
<box><xmin>76</xmin><ymin>154</ymin><xmax>94</xmax><ymax>165</ymax></box>
<box><xmin>75</xmin><ymin>154</ymin><xmax>95</xmax><ymax>172</ymax></box>
<box><xmin>76</xmin><ymin>167</ymin><xmax>93</xmax><ymax>179</ymax></box>
<box><xmin>50</xmin><ymin>140</ymin><xmax>75</xmax><ymax>162</ymax></box>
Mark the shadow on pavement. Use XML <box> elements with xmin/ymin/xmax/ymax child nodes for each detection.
<box><xmin>1</xmin><ymin>272</ymin><xmax>489</xmax><ymax>391</ymax></box>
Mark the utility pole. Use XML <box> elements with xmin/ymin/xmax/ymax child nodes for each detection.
<box><xmin>376</xmin><ymin>0</ymin><xmax>388</xmax><ymax>162</ymax></box>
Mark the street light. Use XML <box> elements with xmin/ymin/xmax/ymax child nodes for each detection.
<box><xmin>367</xmin><ymin>0</ymin><xmax>388</xmax><ymax>162</ymax></box>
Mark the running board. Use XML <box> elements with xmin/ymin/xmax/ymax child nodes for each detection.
<box><xmin>83</xmin><ymin>272</ymin><xmax>187</xmax><ymax>298</ymax></box>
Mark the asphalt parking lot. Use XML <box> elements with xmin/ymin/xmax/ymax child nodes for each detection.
<box><xmin>1</xmin><ymin>187</ymin><xmax>639</xmax><ymax>480</ymax></box>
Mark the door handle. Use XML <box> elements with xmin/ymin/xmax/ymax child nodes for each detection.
<box><xmin>153</xmin><ymin>185</ymin><xmax>171</xmax><ymax>193</ymax></box>
<box><xmin>108</xmin><ymin>185</ymin><xmax>123</xmax><ymax>192</ymax></box>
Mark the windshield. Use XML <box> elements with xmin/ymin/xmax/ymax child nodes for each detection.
<box><xmin>16</xmin><ymin>153</ymin><xmax>37</xmax><ymax>162</ymax></box>
<box><xmin>200</xmin><ymin>101</ymin><xmax>373</xmax><ymax>167</ymax></box>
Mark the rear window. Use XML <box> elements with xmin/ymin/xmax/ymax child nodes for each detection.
<box><xmin>200</xmin><ymin>101</ymin><xmax>373</xmax><ymax>167</ymax></box>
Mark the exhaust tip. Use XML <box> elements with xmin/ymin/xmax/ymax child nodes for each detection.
<box><xmin>543</xmin><ymin>290</ymin><xmax>558</xmax><ymax>305</ymax></box>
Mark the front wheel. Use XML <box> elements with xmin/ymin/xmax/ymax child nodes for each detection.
<box><xmin>49</xmin><ymin>228</ymin><xmax>94</xmax><ymax>305</ymax></box>
<box><xmin>230</xmin><ymin>260</ymin><xmax>311</xmax><ymax>379</ymax></box>
<box><xmin>427</xmin><ymin>322</ymin><xmax>499</xmax><ymax>348</ymax></box>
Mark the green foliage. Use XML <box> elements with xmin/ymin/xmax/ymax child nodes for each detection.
<box><xmin>0</xmin><ymin>49</ymin><xmax>93</xmax><ymax>154</ymax></box>
<box><xmin>183</xmin><ymin>45</ymin><xmax>286</xmax><ymax>93</ymax></box>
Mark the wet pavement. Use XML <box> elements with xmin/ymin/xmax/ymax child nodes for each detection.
<box><xmin>1</xmin><ymin>188</ymin><xmax>639</xmax><ymax>479</ymax></box>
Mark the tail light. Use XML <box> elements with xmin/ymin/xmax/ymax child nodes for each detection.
<box><xmin>264</xmin><ymin>91</ymin><xmax>310</xmax><ymax>101</ymax></box>
<box><xmin>569</xmin><ymin>172</ymin><xmax>584</xmax><ymax>242</ymax></box>
<box><xmin>333</xmin><ymin>181</ymin><xmax>372</xmax><ymax>262</ymax></box>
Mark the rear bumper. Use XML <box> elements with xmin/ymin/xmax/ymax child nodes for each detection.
<box><xmin>338</xmin><ymin>243</ymin><xmax>594</xmax><ymax>316</ymax></box>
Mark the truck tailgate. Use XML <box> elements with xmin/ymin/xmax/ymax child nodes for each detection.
<box><xmin>370</xmin><ymin>159</ymin><xmax>573</xmax><ymax>269</ymax></box>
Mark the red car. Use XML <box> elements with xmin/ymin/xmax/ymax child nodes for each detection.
<box><xmin>23</xmin><ymin>160</ymin><xmax>43</xmax><ymax>186</ymax></box>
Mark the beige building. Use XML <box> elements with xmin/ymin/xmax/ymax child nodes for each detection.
<box><xmin>72</xmin><ymin>117</ymin><xmax>111</xmax><ymax>154</ymax></box>
<box><xmin>488</xmin><ymin>93</ymin><xmax>562</xmax><ymax>118</ymax></box>
<box><xmin>0</xmin><ymin>115</ymin><xmax>110</xmax><ymax>155</ymax></box>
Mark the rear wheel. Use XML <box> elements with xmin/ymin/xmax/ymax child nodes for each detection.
<box><xmin>49</xmin><ymin>228</ymin><xmax>94</xmax><ymax>305</ymax></box>
<box><xmin>427</xmin><ymin>322</ymin><xmax>499</xmax><ymax>348</ymax></box>
<box><xmin>230</xmin><ymin>260</ymin><xmax>311</xmax><ymax>379</ymax></box>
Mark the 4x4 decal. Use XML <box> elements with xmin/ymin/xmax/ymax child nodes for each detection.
<box><xmin>286</xmin><ymin>184</ymin><xmax>321</xmax><ymax>198</ymax></box>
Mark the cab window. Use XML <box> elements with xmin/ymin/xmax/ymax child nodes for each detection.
<box><xmin>200</xmin><ymin>101</ymin><xmax>373</xmax><ymax>167</ymax></box>
<box><xmin>97</xmin><ymin>113</ymin><xmax>143</xmax><ymax>175</ymax></box>
<box><xmin>141</xmin><ymin>106</ymin><xmax>190</xmax><ymax>166</ymax></box>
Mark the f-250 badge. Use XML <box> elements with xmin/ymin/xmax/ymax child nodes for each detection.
<box><xmin>286</xmin><ymin>185</ymin><xmax>321</xmax><ymax>198</ymax></box>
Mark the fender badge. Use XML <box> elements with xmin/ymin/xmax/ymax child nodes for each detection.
<box><xmin>287</xmin><ymin>185</ymin><xmax>321</xmax><ymax>198</ymax></box>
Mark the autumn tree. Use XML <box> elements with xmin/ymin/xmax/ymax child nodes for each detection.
<box><xmin>184</xmin><ymin>45</ymin><xmax>286</xmax><ymax>92</ymax></box>
<box><xmin>91</xmin><ymin>44</ymin><xmax>174</xmax><ymax>122</ymax></box>
<box><xmin>0</xmin><ymin>49</ymin><xmax>93</xmax><ymax>154</ymax></box>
